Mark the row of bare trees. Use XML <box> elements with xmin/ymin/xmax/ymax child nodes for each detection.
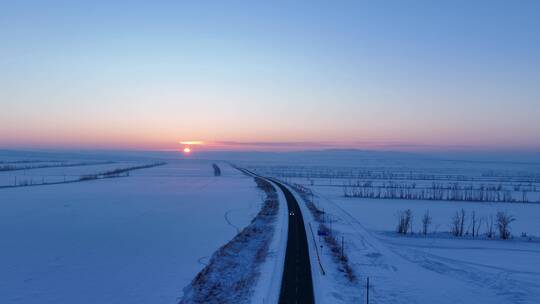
<box><xmin>396</xmin><ymin>209</ymin><xmax>516</xmax><ymax>240</ymax></box>
<box><xmin>0</xmin><ymin>161</ymin><xmax>114</xmax><ymax>172</ymax></box>
<box><xmin>252</xmin><ymin>166</ymin><xmax>540</xmax><ymax>183</ymax></box>
<box><xmin>483</xmin><ymin>170</ymin><xmax>540</xmax><ymax>182</ymax></box>
<box><xmin>344</xmin><ymin>183</ymin><xmax>537</xmax><ymax>203</ymax></box>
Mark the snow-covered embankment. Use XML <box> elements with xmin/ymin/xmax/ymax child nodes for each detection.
<box><xmin>179</xmin><ymin>176</ymin><xmax>287</xmax><ymax>303</ymax></box>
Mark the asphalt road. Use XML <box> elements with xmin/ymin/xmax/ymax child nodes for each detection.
<box><xmin>271</xmin><ymin>179</ymin><xmax>315</xmax><ymax>304</ymax></box>
<box><xmin>234</xmin><ymin>167</ymin><xmax>314</xmax><ymax>303</ymax></box>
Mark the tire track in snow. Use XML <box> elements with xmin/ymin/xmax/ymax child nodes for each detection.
<box><xmin>197</xmin><ymin>256</ymin><xmax>209</xmax><ymax>266</ymax></box>
<box><xmin>224</xmin><ymin>209</ymin><xmax>241</xmax><ymax>233</ymax></box>
<box><xmin>389</xmin><ymin>244</ymin><xmax>540</xmax><ymax>304</ymax></box>
<box><xmin>223</xmin><ymin>191</ymin><xmax>258</xmax><ymax>234</ymax></box>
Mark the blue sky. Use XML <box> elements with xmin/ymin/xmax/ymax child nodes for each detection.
<box><xmin>1</xmin><ymin>1</ymin><xmax>539</xmax><ymax>151</ymax></box>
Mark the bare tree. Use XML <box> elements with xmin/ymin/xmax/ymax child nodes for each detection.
<box><xmin>459</xmin><ymin>209</ymin><xmax>466</xmax><ymax>236</ymax></box>
<box><xmin>421</xmin><ymin>210</ymin><xmax>432</xmax><ymax>235</ymax></box>
<box><xmin>397</xmin><ymin>209</ymin><xmax>413</xmax><ymax>235</ymax></box>
<box><xmin>521</xmin><ymin>190</ymin><xmax>528</xmax><ymax>203</ymax></box>
<box><xmin>451</xmin><ymin>209</ymin><xmax>466</xmax><ymax>237</ymax></box>
<box><xmin>496</xmin><ymin>211</ymin><xmax>515</xmax><ymax>240</ymax></box>
<box><xmin>475</xmin><ymin>216</ymin><xmax>483</xmax><ymax>238</ymax></box>
<box><xmin>451</xmin><ymin>212</ymin><xmax>461</xmax><ymax>236</ymax></box>
<box><xmin>470</xmin><ymin>211</ymin><xmax>477</xmax><ymax>238</ymax></box>
<box><xmin>486</xmin><ymin>215</ymin><xmax>495</xmax><ymax>238</ymax></box>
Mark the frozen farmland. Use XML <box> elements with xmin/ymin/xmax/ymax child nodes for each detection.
<box><xmin>0</xmin><ymin>153</ymin><xmax>264</xmax><ymax>304</ymax></box>
<box><xmin>248</xmin><ymin>154</ymin><xmax>540</xmax><ymax>304</ymax></box>
<box><xmin>1</xmin><ymin>150</ymin><xmax>540</xmax><ymax>304</ymax></box>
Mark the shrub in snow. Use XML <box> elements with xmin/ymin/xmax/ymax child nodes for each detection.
<box><xmin>496</xmin><ymin>211</ymin><xmax>515</xmax><ymax>240</ymax></box>
<box><xmin>212</xmin><ymin>163</ymin><xmax>221</xmax><ymax>176</ymax></box>
<box><xmin>101</xmin><ymin>162</ymin><xmax>166</xmax><ymax>178</ymax></box>
<box><xmin>79</xmin><ymin>174</ymin><xmax>98</xmax><ymax>181</ymax></box>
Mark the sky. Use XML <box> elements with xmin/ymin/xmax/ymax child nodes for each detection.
<box><xmin>1</xmin><ymin>0</ymin><xmax>539</xmax><ymax>152</ymax></box>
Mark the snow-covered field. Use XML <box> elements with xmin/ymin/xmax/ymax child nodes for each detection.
<box><xmin>250</xmin><ymin>152</ymin><xmax>540</xmax><ymax>304</ymax></box>
<box><xmin>0</xmin><ymin>154</ymin><xmax>263</xmax><ymax>304</ymax></box>
<box><xmin>0</xmin><ymin>162</ymin><xmax>132</xmax><ymax>186</ymax></box>
<box><xmin>307</xmin><ymin>187</ymin><xmax>540</xmax><ymax>303</ymax></box>
<box><xmin>3</xmin><ymin>149</ymin><xmax>540</xmax><ymax>304</ymax></box>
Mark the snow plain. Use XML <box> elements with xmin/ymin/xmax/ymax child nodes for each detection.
<box><xmin>306</xmin><ymin>186</ymin><xmax>540</xmax><ymax>304</ymax></box>
<box><xmin>3</xmin><ymin>149</ymin><xmax>540</xmax><ymax>304</ymax></box>
<box><xmin>0</xmin><ymin>156</ymin><xmax>263</xmax><ymax>304</ymax></box>
<box><xmin>251</xmin><ymin>152</ymin><xmax>540</xmax><ymax>304</ymax></box>
<box><xmin>0</xmin><ymin>162</ymin><xmax>133</xmax><ymax>186</ymax></box>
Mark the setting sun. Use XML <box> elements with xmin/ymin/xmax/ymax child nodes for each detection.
<box><xmin>183</xmin><ymin>147</ymin><xmax>191</xmax><ymax>154</ymax></box>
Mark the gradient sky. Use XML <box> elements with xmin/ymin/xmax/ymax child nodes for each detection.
<box><xmin>1</xmin><ymin>1</ymin><xmax>539</xmax><ymax>151</ymax></box>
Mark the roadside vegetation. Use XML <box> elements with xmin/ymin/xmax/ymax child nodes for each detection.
<box><xmin>180</xmin><ymin>177</ymin><xmax>278</xmax><ymax>304</ymax></box>
<box><xmin>289</xmin><ymin>183</ymin><xmax>356</xmax><ymax>283</ymax></box>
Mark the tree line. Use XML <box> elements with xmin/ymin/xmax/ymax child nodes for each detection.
<box><xmin>343</xmin><ymin>182</ymin><xmax>538</xmax><ymax>203</ymax></box>
<box><xmin>396</xmin><ymin>209</ymin><xmax>517</xmax><ymax>240</ymax></box>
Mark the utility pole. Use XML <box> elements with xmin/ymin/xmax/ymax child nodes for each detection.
<box><xmin>366</xmin><ymin>277</ymin><xmax>370</xmax><ymax>304</ymax></box>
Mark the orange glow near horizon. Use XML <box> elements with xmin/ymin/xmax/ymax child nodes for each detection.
<box><xmin>183</xmin><ymin>147</ymin><xmax>191</xmax><ymax>153</ymax></box>
<box><xmin>180</xmin><ymin>141</ymin><xmax>204</xmax><ymax>145</ymax></box>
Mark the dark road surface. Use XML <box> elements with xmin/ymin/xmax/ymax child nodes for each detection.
<box><xmin>270</xmin><ymin>179</ymin><xmax>315</xmax><ymax>304</ymax></box>
<box><xmin>234</xmin><ymin>167</ymin><xmax>314</xmax><ymax>303</ymax></box>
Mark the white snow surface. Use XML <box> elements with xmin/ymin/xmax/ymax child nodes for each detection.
<box><xmin>3</xmin><ymin>149</ymin><xmax>540</xmax><ymax>304</ymax></box>
<box><xmin>286</xmin><ymin>178</ymin><xmax>540</xmax><ymax>304</ymax></box>
<box><xmin>0</xmin><ymin>158</ymin><xmax>263</xmax><ymax>304</ymax></box>
<box><xmin>248</xmin><ymin>152</ymin><xmax>540</xmax><ymax>304</ymax></box>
